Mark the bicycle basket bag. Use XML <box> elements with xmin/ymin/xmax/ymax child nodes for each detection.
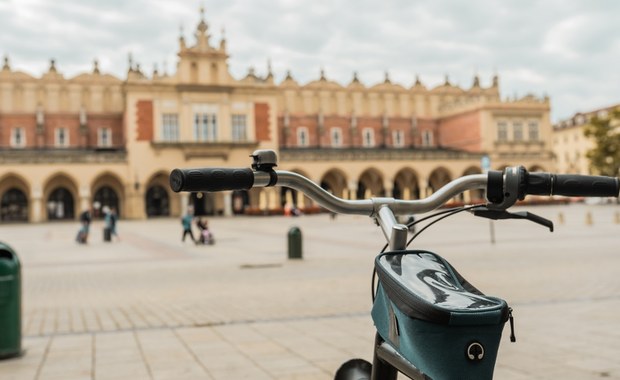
<box><xmin>372</xmin><ymin>250</ymin><xmax>510</xmax><ymax>380</ymax></box>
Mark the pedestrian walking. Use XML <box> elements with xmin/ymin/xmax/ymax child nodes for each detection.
<box><xmin>181</xmin><ymin>208</ymin><xmax>197</xmax><ymax>243</ymax></box>
<box><xmin>76</xmin><ymin>207</ymin><xmax>92</xmax><ymax>244</ymax></box>
<box><xmin>104</xmin><ymin>207</ymin><xmax>120</xmax><ymax>241</ymax></box>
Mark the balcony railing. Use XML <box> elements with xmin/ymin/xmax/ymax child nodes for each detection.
<box><xmin>0</xmin><ymin>147</ymin><xmax>127</xmax><ymax>164</ymax></box>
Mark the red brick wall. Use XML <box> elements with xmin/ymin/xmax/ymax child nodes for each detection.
<box><xmin>357</xmin><ymin>117</ymin><xmax>383</xmax><ymax>146</ymax></box>
<box><xmin>286</xmin><ymin>115</ymin><xmax>317</xmax><ymax>146</ymax></box>
<box><xmin>0</xmin><ymin>113</ymin><xmax>124</xmax><ymax>148</ymax></box>
<box><xmin>279</xmin><ymin>114</ymin><xmax>442</xmax><ymax>148</ymax></box>
<box><xmin>437</xmin><ymin>110</ymin><xmax>481</xmax><ymax>152</ymax></box>
<box><xmin>323</xmin><ymin>116</ymin><xmax>351</xmax><ymax>146</ymax></box>
<box><xmin>389</xmin><ymin>118</ymin><xmax>412</xmax><ymax>146</ymax></box>
<box><xmin>45</xmin><ymin>115</ymin><xmax>80</xmax><ymax>146</ymax></box>
<box><xmin>88</xmin><ymin>114</ymin><xmax>124</xmax><ymax>146</ymax></box>
<box><xmin>417</xmin><ymin>118</ymin><xmax>439</xmax><ymax>147</ymax></box>
<box><xmin>136</xmin><ymin>100</ymin><xmax>154</xmax><ymax>142</ymax></box>
<box><xmin>254</xmin><ymin>103</ymin><xmax>271</xmax><ymax>142</ymax></box>
<box><xmin>0</xmin><ymin>115</ymin><xmax>36</xmax><ymax>147</ymax></box>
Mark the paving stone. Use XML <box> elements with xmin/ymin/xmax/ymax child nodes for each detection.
<box><xmin>0</xmin><ymin>204</ymin><xmax>618</xmax><ymax>379</ymax></box>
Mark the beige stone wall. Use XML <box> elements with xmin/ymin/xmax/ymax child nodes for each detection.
<box><xmin>553</xmin><ymin>125</ymin><xmax>592</xmax><ymax>174</ymax></box>
<box><xmin>0</xmin><ymin>14</ymin><xmax>559</xmax><ymax>223</ymax></box>
<box><xmin>552</xmin><ymin>105</ymin><xmax>620</xmax><ymax>175</ymax></box>
<box><xmin>0</xmin><ymin>159</ymin><xmax>128</xmax><ymax>222</ymax></box>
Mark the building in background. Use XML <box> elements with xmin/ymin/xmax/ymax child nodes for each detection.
<box><xmin>553</xmin><ymin>104</ymin><xmax>620</xmax><ymax>175</ymax></box>
<box><xmin>0</xmin><ymin>9</ymin><xmax>553</xmax><ymax>222</ymax></box>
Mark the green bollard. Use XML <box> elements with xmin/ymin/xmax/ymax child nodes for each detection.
<box><xmin>0</xmin><ymin>242</ymin><xmax>22</xmax><ymax>359</ymax></box>
<box><xmin>287</xmin><ymin>227</ymin><xmax>302</xmax><ymax>259</ymax></box>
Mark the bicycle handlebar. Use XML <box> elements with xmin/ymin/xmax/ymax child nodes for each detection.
<box><xmin>170</xmin><ymin>150</ymin><xmax>619</xmax><ymax>251</ymax></box>
<box><xmin>170</xmin><ymin>164</ymin><xmax>619</xmax><ymax>215</ymax></box>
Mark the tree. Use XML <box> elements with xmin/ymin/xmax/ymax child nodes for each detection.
<box><xmin>583</xmin><ymin>109</ymin><xmax>620</xmax><ymax>176</ymax></box>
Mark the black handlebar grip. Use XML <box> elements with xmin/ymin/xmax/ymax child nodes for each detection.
<box><xmin>169</xmin><ymin>168</ymin><xmax>254</xmax><ymax>192</ymax></box>
<box><xmin>524</xmin><ymin>172</ymin><xmax>552</xmax><ymax>196</ymax></box>
<box><xmin>526</xmin><ymin>172</ymin><xmax>619</xmax><ymax>197</ymax></box>
<box><xmin>552</xmin><ymin>174</ymin><xmax>619</xmax><ymax>197</ymax></box>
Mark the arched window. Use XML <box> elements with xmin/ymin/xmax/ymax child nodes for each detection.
<box><xmin>93</xmin><ymin>186</ymin><xmax>120</xmax><ymax>219</ymax></box>
<box><xmin>47</xmin><ymin>187</ymin><xmax>74</xmax><ymax>220</ymax></box>
<box><xmin>232</xmin><ymin>190</ymin><xmax>249</xmax><ymax>214</ymax></box>
<box><xmin>145</xmin><ymin>185</ymin><xmax>170</xmax><ymax>217</ymax></box>
<box><xmin>1</xmin><ymin>188</ymin><xmax>28</xmax><ymax>222</ymax></box>
<box><xmin>190</xmin><ymin>192</ymin><xmax>216</xmax><ymax>216</ymax></box>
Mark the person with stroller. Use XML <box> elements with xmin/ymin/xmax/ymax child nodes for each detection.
<box><xmin>196</xmin><ymin>218</ymin><xmax>215</xmax><ymax>245</ymax></box>
<box><xmin>104</xmin><ymin>207</ymin><xmax>120</xmax><ymax>241</ymax></box>
<box><xmin>181</xmin><ymin>207</ymin><xmax>197</xmax><ymax>243</ymax></box>
<box><xmin>76</xmin><ymin>207</ymin><xmax>92</xmax><ymax>244</ymax></box>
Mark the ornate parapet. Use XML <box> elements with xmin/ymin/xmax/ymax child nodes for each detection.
<box><xmin>439</xmin><ymin>93</ymin><xmax>550</xmax><ymax>117</ymax></box>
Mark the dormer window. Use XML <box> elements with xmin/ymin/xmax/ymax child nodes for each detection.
<box><xmin>55</xmin><ymin>128</ymin><xmax>69</xmax><ymax>147</ymax></box>
<box><xmin>362</xmin><ymin>128</ymin><xmax>375</xmax><ymax>148</ymax></box>
<box><xmin>98</xmin><ymin>128</ymin><xmax>112</xmax><ymax>147</ymax></box>
<box><xmin>393</xmin><ymin>130</ymin><xmax>405</xmax><ymax>148</ymax></box>
<box><xmin>422</xmin><ymin>130</ymin><xmax>433</xmax><ymax>147</ymax></box>
<box><xmin>297</xmin><ymin>127</ymin><xmax>309</xmax><ymax>147</ymax></box>
<box><xmin>11</xmin><ymin>127</ymin><xmax>25</xmax><ymax>148</ymax></box>
<box><xmin>79</xmin><ymin>106</ymin><xmax>87</xmax><ymax>126</ymax></box>
<box><xmin>331</xmin><ymin>127</ymin><xmax>342</xmax><ymax>147</ymax></box>
<box><xmin>36</xmin><ymin>105</ymin><xmax>44</xmax><ymax>126</ymax></box>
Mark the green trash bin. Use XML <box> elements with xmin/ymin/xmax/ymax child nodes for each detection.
<box><xmin>287</xmin><ymin>227</ymin><xmax>302</xmax><ymax>259</ymax></box>
<box><xmin>0</xmin><ymin>242</ymin><xmax>22</xmax><ymax>359</ymax></box>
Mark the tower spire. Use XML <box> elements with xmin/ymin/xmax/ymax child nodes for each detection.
<box><xmin>2</xmin><ymin>55</ymin><xmax>9</xmax><ymax>71</ymax></box>
<box><xmin>195</xmin><ymin>6</ymin><xmax>210</xmax><ymax>50</ymax></box>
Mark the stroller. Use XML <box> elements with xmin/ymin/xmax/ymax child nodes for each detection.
<box><xmin>196</xmin><ymin>218</ymin><xmax>215</xmax><ymax>245</ymax></box>
<box><xmin>76</xmin><ymin>225</ymin><xmax>87</xmax><ymax>244</ymax></box>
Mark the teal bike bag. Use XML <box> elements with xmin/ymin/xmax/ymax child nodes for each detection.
<box><xmin>372</xmin><ymin>250</ymin><xmax>510</xmax><ymax>380</ymax></box>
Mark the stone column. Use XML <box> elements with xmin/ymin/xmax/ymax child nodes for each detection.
<box><xmin>348</xmin><ymin>181</ymin><xmax>358</xmax><ymax>200</ymax></box>
<box><xmin>79</xmin><ymin>185</ymin><xmax>91</xmax><ymax>215</ymax></box>
<box><xmin>383</xmin><ymin>180</ymin><xmax>393</xmax><ymax>198</ymax></box>
<box><xmin>125</xmin><ymin>184</ymin><xmax>145</xmax><ymax>220</ymax></box>
<box><xmin>180</xmin><ymin>192</ymin><xmax>190</xmax><ymax>214</ymax></box>
<box><xmin>223</xmin><ymin>192</ymin><xmax>233</xmax><ymax>216</ymax></box>
<box><xmin>31</xmin><ymin>186</ymin><xmax>43</xmax><ymax>223</ymax></box>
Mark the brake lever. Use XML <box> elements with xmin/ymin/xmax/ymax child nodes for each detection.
<box><xmin>472</xmin><ymin>208</ymin><xmax>554</xmax><ymax>232</ymax></box>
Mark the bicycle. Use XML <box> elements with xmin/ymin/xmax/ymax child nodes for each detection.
<box><xmin>169</xmin><ymin>149</ymin><xmax>619</xmax><ymax>380</ymax></box>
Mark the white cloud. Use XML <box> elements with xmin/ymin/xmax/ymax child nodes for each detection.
<box><xmin>542</xmin><ymin>15</ymin><xmax>589</xmax><ymax>59</ymax></box>
<box><xmin>1</xmin><ymin>1</ymin><xmax>619</xmax><ymax>121</ymax></box>
<box><xmin>502</xmin><ymin>68</ymin><xmax>546</xmax><ymax>85</ymax></box>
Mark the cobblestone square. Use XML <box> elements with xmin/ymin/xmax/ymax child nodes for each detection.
<box><xmin>1</xmin><ymin>203</ymin><xmax>619</xmax><ymax>379</ymax></box>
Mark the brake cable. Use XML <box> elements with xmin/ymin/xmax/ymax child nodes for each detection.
<box><xmin>371</xmin><ymin>204</ymin><xmax>485</xmax><ymax>303</ymax></box>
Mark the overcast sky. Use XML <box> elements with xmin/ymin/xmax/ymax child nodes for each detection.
<box><xmin>1</xmin><ymin>0</ymin><xmax>619</xmax><ymax>122</ymax></box>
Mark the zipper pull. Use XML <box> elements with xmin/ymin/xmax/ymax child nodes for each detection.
<box><xmin>508</xmin><ymin>308</ymin><xmax>516</xmax><ymax>342</ymax></box>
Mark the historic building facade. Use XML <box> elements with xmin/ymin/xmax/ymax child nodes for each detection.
<box><xmin>0</xmin><ymin>10</ymin><xmax>553</xmax><ymax>223</ymax></box>
<box><xmin>553</xmin><ymin>104</ymin><xmax>620</xmax><ymax>175</ymax></box>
